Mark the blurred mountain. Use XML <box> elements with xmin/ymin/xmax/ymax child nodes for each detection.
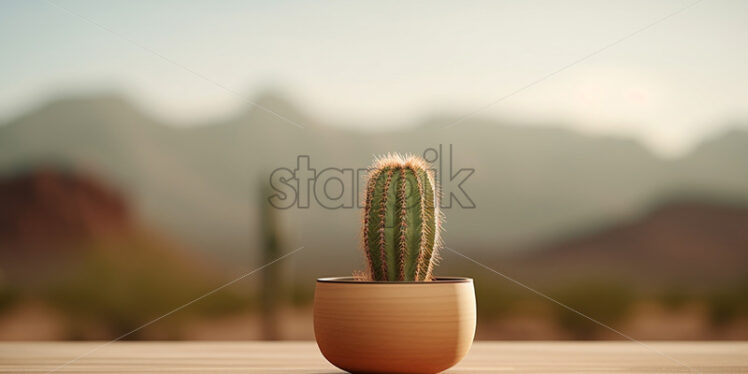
<box><xmin>0</xmin><ymin>168</ymin><xmax>136</xmax><ymax>285</ymax></box>
<box><xmin>0</xmin><ymin>92</ymin><xmax>747</xmax><ymax>271</ymax></box>
<box><xmin>0</xmin><ymin>168</ymin><xmax>247</xmax><ymax>339</ymax></box>
<box><xmin>672</xmin><ymin>128</ymin><xmax>748</xmax><ymax>196</ymax></box>
<box><xmin>0</xmin><ymin>168</ymin><xmax>131</xmax><ymax>253</ymax></box>
<box><xmin>0</xmin><ymin>167</ymin><xmax>208</xmax><ymax>277</ymax></box>
<box><xmin>506</xmin><ymin>199</ymin><xmax>748</xmax><ymax>286</ymax></box>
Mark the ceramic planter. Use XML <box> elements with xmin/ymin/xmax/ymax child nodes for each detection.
<box><xmin>313</xmin><ymin>277</ymin><xmax>476</xmax><ymax>374</ymax></box>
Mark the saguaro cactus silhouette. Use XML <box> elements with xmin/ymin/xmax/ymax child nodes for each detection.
<box><xmin>362</xmin><ymin>154</ymin><xmax>441</xmax><ymax>281</ymax></box>
<box><xmin>259</xmin><ymin>180</ymin><xmax>282</xmax><ymax>340</ymax></box>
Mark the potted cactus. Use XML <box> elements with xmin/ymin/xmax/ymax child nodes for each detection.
<box><xmin>314</xmin><ymin>154</ymin><xmax>476</xmax><ymax>374</ymax></box>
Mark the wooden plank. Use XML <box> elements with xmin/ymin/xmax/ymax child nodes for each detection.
<box><xmin>0</xmin><ymin>342</ymin><xmax>745</xmax><ymax>373</ymax></box>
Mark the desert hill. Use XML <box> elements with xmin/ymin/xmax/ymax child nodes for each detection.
<box><xmin>0</xmin><ymin>92</ymin><xmax>747</xmax><ymax>274</ymax></box>
<box><xmin>0</xmin><ymin>169</ymin><xmax>246</xmax><ymax>339</ymax></box>
<box><xmin>501</xmin><ymin>200</ymin><xmax>748</xmax><ymax>287</ymax></box>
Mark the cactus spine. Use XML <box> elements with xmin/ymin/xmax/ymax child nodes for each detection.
<box><xmin>362</xmin><ymin>154</ymin><xmax>440</xmax><ymax>281</ymax></box>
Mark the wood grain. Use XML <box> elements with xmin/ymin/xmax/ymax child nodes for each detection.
<box><xmin>0</xmin><ymin>342</ymin><xmax>745</xmax><ymax>373</ymax></box>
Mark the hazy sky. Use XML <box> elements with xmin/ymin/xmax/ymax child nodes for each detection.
<box><xmin>1</xmin><ymin>0</ymin><xmax>746</xmax><ymax>156</ymax></box>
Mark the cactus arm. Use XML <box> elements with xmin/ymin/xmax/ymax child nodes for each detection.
<box><xmin>396</xmin><ymin>168</ymin><xmax>409</xmax><ymax>281</ymax></box>
<box><xmin>382</xmin><ymin>168</ymin><xmax>402</xmax><ymax>281</ymax></box>
<box><xmin>402</xmin><ymin>168</ymin><xmax>422</xmax><ymax>281</ymax></box>
<box><xmin>377</xmin><ymin>169</ymin><xmax>393</xmax><ymax>279</ymax></box>
<box><xmin>365</xmin><ymin>169</ymin><xmax>388</xmax><ymax>280</ymax></box>
<box><xmin>415</xmin><ymin>168</ymin><xmax>437</xmax><ymax>281</ymax></box>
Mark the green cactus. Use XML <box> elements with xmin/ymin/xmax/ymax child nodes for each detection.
<box><xmin>361</xmin><ymin>154</ymin><xmax>441</xmax><ymax>281</ymax></box>
<box><xmin>259</xmin><ymin>179</ymin><xmax>282</xmax><ymax>340</ymax></box>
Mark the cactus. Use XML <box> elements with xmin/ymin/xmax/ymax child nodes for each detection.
<box><xmin>259</xmin><ymin>179</ymin><xmax>282</xmax><ymax>340</ymax></box>
<box><xmin>361</xmin><ymin>154</ymin><xmax>441</xmax><ymax>281</ymax></box>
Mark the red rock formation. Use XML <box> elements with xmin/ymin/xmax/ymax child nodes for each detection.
<box><xmin>0</xmin><ymin>168</ymin><xmax>131</xmax><ymax>253</ymax></box>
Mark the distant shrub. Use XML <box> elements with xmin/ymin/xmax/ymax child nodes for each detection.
<box><xmin>657</xmin><ymin>287</ymin><xmax>692</xmax><ymax>310</ymax></box>
<box><xmin>549</xmin><ymin>280</ymin><xmax>634</xmax><ymax>339</ymax></box>
<box><xmin>45</xmin><ymin>235</ymin><xmax>249</xmax><ymax>339</ymax></box>
<box><xmin>706</xmin><ymin>278</ymin><xmax>748</xmax><ymax>326</ymax></box>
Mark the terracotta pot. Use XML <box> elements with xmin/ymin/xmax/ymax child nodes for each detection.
<box><xmin>313</xmin><ymin>277</ymin><xmax>476</xmax><ymax>374</ymax></box>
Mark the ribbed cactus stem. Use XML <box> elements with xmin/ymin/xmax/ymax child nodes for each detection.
<box><xmin>362</xmin><ymin>154</ymin><xmax>440</xmax><ymax>281</ymax></box>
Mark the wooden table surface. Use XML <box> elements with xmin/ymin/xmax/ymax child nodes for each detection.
<box><xmin>1</xmin><ymin>342</ymin><xmax>746</xmax><ymax>373</ymax></box>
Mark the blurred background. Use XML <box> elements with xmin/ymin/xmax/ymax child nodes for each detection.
<box><xmin>1</xmin><ymin>0</ymin><xmax>746</xmax><ymax>341</ymax></box>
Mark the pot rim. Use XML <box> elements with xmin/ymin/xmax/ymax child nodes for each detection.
<box><xmin>316</xmin><ymin>276</ymin><xmax>472</xmax><ymax>284</ymax></box>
